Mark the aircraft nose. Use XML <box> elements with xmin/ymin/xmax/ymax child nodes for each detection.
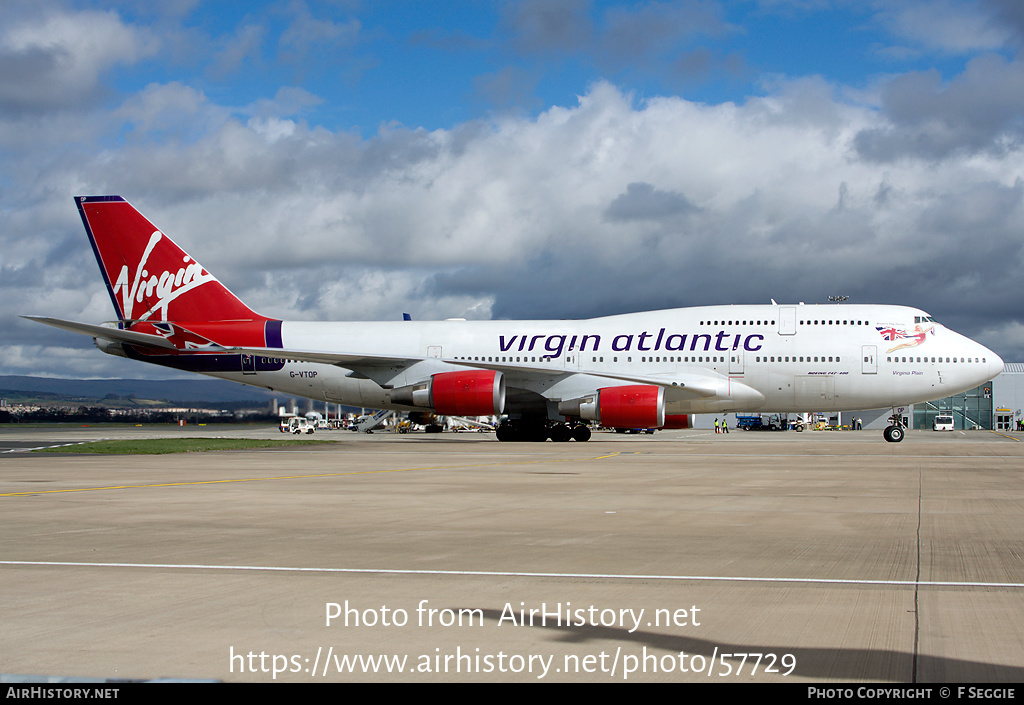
<box><xmin>986</xmin><ymin>348</ymin><xmax>1005</xmax><ymax>381</ymax></box>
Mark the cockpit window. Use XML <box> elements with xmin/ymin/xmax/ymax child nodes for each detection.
<box><xmin>914</xmin><ymin>316</ymin><xmax>938</xmax><ymax>323</ymax></box>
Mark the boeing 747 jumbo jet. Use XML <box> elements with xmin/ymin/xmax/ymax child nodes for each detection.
<box><xmin>26</xmin><ymin>196</ymin><xmax>1004</xmax><ymax>442</ymax></box>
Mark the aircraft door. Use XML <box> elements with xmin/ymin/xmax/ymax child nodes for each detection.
<box><xmin>778</xmin><ymin>307</ymin><xmax>796</xmax><ymax>335</ymax></box>
<box><xmin>861</xmin><ymin>345</ymin><xmax>877</xmax><ymax>374</ymax></box>
<box><xmin>730</xmin><ymin>350</ymin><xmax>744</xmax><ymax>374</ymax></box>
<box><xmin>562</xmin><ymin>342</ymin><xmax>582</xmax><ymax>370</ymax></box>
<box><xmin>241</xmin><ymin>354</ymin><xmax>256</xmax><ymax>375</ymax></box>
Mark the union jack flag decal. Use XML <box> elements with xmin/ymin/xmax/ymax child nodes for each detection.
<box><xmin>876</xmin><ymin>326</ymin><xmax>908</xmax><ymax>341</ymax></box>
<box><xmin>876</xmin><ymin>324</ymin><xmax>934</xmax><ymax>352</ymax></box>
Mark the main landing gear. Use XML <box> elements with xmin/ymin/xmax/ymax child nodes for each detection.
<box><xmin>883</xmin><ymin>410</ymin><xmax>906</xmax><ymax>443</ymax></box>
<box><xmin>496</xmin><ymin>418</ymin><xmax>591</xmax><ymax>442</ymax></box>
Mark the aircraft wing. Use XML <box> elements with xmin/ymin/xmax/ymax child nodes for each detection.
<box><xmin>564</xmin><ymin>369</ymin><xmax>727</xmax><ymax>398</ymax></box>
<box><xmin>20</xmin><ymin>318</ymin><xmax>747</xmax><ymax>403</ymax></box>
<box><xmin>454</xmin><ymin>360</ymin><xmax>735</xmax><ymax>398</ymax></box>
<box><xmin>222</xmin><ymin>345</ymin><xmax>734</xmax><ymax>400</ymax></box>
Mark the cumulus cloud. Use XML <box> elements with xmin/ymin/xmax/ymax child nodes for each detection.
<box><xmin>473</xmin><ymin>66</ymin><xmax>543</xmax><ymax>112</ymax></box>
<box><xmin>855</xmin><ymin>54</ymin><xmax>1024</xmax><ymax>161</ymax></box>
<box><xmin>115</xmin><ymin>82</ymin><xmax>230</xmax><ymax>141</ymax></box>
<box><xmin>277</xmin><ymin>1</ymin><xmax>362</xmax><ymax>70</ymax></box>
<box><xmin>599</xmin><ymin>0</ymin><xmax>731</xmax><ymax>65</ymax></box>
<box><xmin>3</xmin><ymin>3</ymin><xmax>1024</xmax><ymax>380</ymax></box>
<box><xmin>495</xmin><ymin>0</ymin><xmax>739</xmax><ymax>93</ymax></box>
<box><xmin>983</xmin><ymin>0</ymin><xmax>1024</xmax><ymax>47</ymax></box>
<box><xmin>874</xmin><ymin>0</ymin><xmax>1015</xmax><ymax>54</ymax></box>
<box><xmin>604</xmin><ymin>182</ymin><xmax>700</xmax><ymax>222</ymax></box>
<box><xmin>7</xmin><ymin>78</ymin><xmax>1024</xmax><ymax>372</ymax></box>
<box><xmin>502</xmin><ymin>0</ymin><xmax>595</xmax><ymax>55</ymax></box>
<box><xmin>45</xmin><ymin>82</ymin><xmax>1024</xmax><ymax>331</ymax></box>
<box><xmin>0</xmin><ymin>8</ymin><xmax>157</xmax><ymax>114</ymax></box>
<box><xmin>207</xmin><ymin>22</ymin><xmax>265</xmax><ymax>80</ymax></box>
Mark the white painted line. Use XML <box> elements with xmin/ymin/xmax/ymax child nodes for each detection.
<box><xmin>3</xmin><ymin>560</ymin><xmax>1023</xmax><ymax>589</ymax></box>
<box><xmin>2</xmin><ymin>440</ymin><xmax>110</xmax><ymax>453</ymax></box>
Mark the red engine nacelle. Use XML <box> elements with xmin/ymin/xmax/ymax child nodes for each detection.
<box><xmin>598</xmin><ymin>385</ymin><xmax>665</xmax><ymax>429</ymax></box>
<box><xmin>430</xmin><ymin>370</ymin><xmax>505</xmax><ymax>416</ymax></box>
<box><xmin>662</xmin><ymin>414</ymin><xmax>690</xmax><ymax>429</ymax></box>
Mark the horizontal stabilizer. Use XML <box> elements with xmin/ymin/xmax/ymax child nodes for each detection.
<box><xmin>22</xmin><ymin>316</ymin><xmax>179</xmax><ymax>350</ymax></box>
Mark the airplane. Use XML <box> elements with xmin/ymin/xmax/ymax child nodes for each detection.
<box><xmin>24</xmin><ymin>196</ymin><xmax>1004</xmax><ymax>443</ymax></box>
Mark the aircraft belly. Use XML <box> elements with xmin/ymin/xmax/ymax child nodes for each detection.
<box><xmin>213</xmin><ymin>366</ymin><xmax>391</xmax><ymax>408</ymax></box>
<box><xmin>838</xmin><ymin>374</ymin><xmax>896</xmax><ymax>408</ymax></box>
<box><xmin>212</xmin><ymin>369</ymin><xmax>326</xmax><ymax>401</ymax></box>
<box><xmin>793</xmin><ymin>376</ymin><xmax>836</xmax><ymax>411</ymax></box>
<box><xmin>665</xmin><ymin>398</ymin><xmax>758</xmax><ymax>413</ymax></box>
<box><xmin>322</xmin><ymin>370</ymin><xmax>388</xmax><ymax>407</ymax></box>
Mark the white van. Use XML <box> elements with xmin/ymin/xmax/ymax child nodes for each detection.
<box><xmin>287</xmin><ymin>416</ymin><xmax>315</xmax><ymax>434</ymax></box>
<box><xmin>933</xmin><ymin>415</ymin><xmax>954</xmax><ymax>431</ymax></box>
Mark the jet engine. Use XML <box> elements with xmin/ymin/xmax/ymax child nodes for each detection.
<box><xmin>662</xmin><ymin>414</ymin><xmax>690</xmax><ymax>429</ymax></box>
<box><xmin>392</xmin><ymin>370</ymin><xmax>505</xmax><ymax>416</ymax></box>
<box><xmin>561</xmin><ymin>385</ymin><xmax>665</xmax><ymax>428</ymax></box>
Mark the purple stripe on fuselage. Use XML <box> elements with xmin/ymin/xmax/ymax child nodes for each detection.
<box><xmin>265</xmin><ymin>320</ymin><xmax>283</xmax><ymax>348</ymax></box>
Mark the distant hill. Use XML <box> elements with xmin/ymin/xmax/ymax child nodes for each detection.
<box><xmin>0</xmin><ymin>375</ymin><xmax>296</xmax><ymax>405</ymax></box>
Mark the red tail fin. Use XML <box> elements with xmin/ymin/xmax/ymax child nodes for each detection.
<box><xmin>77</xmin><ymin>196</ymin><xmax>262</xmax><ymax>324</ymax></box>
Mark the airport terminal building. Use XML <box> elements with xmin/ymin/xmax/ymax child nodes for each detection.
<box><xmin>698</xmin><ymin>362</ymin><xmax>1023</xmax><ymax>432</ymax></box>
<box><xmin>906</xmin><ymin>362</ymin><xmax>1021</xmax><ymax>431</ymax></box>
<box><xmin>991</xmin><ymin>363</ymin><xmax>1024</xmax><ymax>431</ymax></box>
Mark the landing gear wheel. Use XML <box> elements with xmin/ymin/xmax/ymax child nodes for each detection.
<box><xmin>550</xmin><ymin>424</ymin><xmax>571</xmax><ymax>442</ymax></box>
<box><xmin>883</xmin><ymin>425</ymin><xmax>905</xmax><ymax>443</ymax></box>
<box><xmin>496</xmin><ymin>419</ymin><xmax>549</xmax><ymax>442</ymax></box>
<box><xmin>496</xmin><ymin>424</ymin><xmax>516</xmax><ymax>442</ymax></box>
<box><xmin>571</xmin><ymin>425</ymin><xmax>592</xmax><ymax>442</ymax></box>
<box><xmin>527</xmin><ymin>425</ymin><xmax>549</xmax><ymax>442</ymax></box>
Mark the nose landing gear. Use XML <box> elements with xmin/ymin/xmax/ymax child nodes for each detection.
<box><xmin>883</xmin><ymin>410</ymin><xmax>906</xmax><ymax>443</ymax></box>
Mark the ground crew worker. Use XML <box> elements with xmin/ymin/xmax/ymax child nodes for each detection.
<box><xmin>714</xmin><ymin>418</ymin><xmax>720</xmax><ymax>433</ymax></box>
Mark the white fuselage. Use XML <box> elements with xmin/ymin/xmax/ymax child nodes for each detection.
<box><xmin>206</xmin><ymin>304</ymin><xmax>1003</xmax><ymax>417</ymax></box>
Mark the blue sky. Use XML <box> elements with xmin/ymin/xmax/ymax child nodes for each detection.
<box><xmin>3</xmin><ymin>0</ymin><xmax>1024</xmax><ymax>378</ymax></box>
<box><xmin>92</xmin><ymin>1</ymin><xmax>1012</xmax><ymax>132</ymax></box>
